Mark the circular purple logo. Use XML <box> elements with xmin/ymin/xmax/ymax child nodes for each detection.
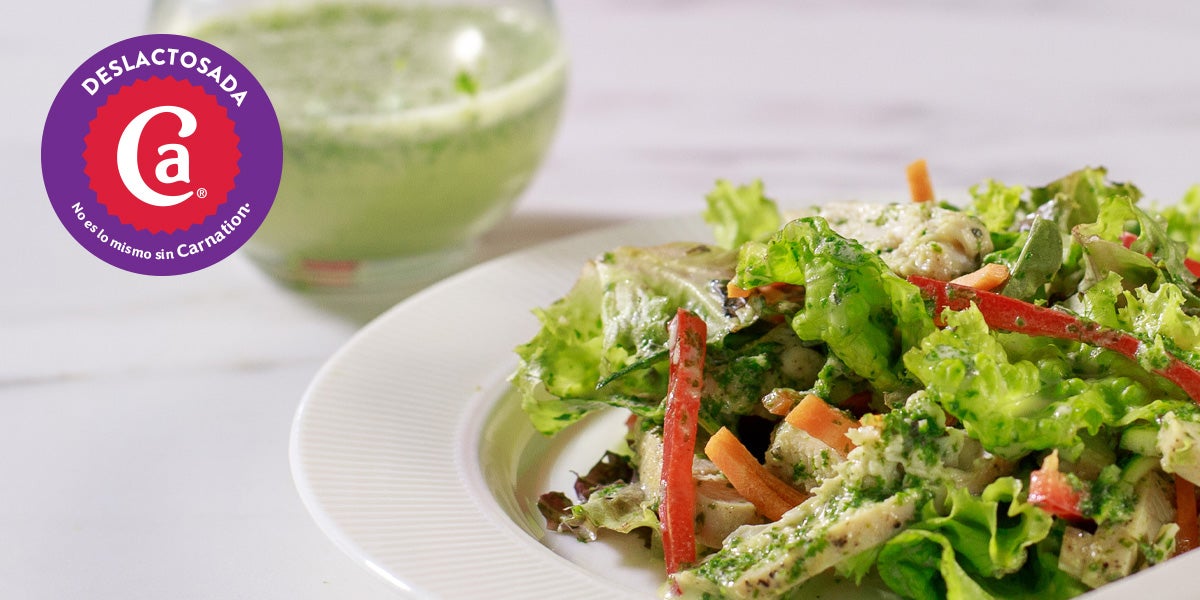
<box><xmin>42</xmin><ymin>34</ymin><xmax>282</xmax><ymax>276</ymax></box>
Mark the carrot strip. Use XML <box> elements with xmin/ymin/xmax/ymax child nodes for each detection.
<box><xmin>724</xmin><ymin>282</ymin><xmax>805</xmax><ymax>304</ymax></box>
<box><xmin>1176</xmin><ymin>475</ymin><xmax>1199</xmax><ymax>555</ymax></box>
<box><xmin>726</xmin><ymin>282</ymin><xmax>752</xmax><ymax>299</ymax></box>
<box><xmin>762</xmin><ymin>388</ymin><xmax>804</xmax><ymax>416</ymax></box>
<box><xmin>758</xmin><ymin>283</ymin><xmax>803</xmax><ymax>304</ymax></box>
<box><xmin>705</xmin><ymin>427</ymin><xmax>808</xmax><ymax>521</ymax></box>
<box><xmin>907</xmin><ymin>158</ymin><xmax>935</xmax><ymax>203</ymax></box>
<box><xmin>784</xmin><ymin>394</ymin><xmax>857</xmax><ymax>456</ymax></box>
<box><xmin>950</xmin><ymin>263</ymin><xmax>1011</xmax><ymax>291</ymax></box>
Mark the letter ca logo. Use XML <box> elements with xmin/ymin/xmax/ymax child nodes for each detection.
<box><xmin>82</xmin><ymin>77</ymin><xmax>240</xmax><ymax>235</ymax></box>
<box><xmin>117</xmin><ymin>105</ymin><xmax>198</xmax><ymax>208</ymax></box>
<box><xmin>42</xmin><ymin>34</ymin><xmax>280</xmax><ymax>276</ymax></box>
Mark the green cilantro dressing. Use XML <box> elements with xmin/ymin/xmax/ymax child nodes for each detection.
<box><xmin>193</xmin><ymin>4</ymin><xmax>566</xmax><ymax>271</ymax></box>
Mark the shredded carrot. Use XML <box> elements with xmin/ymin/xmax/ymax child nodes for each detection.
<box><xmin>724</xmin><ymin>282</ymin><xmax>805</xmax><ymax>304</ymax></box>
<box><xmin>758</xmin><ymin>283</ymin><xmax>802</xmax><ymax>305</ymax></box>
<box><xmin>705</xmin><ymin>427</ymin><xmax>808</xmax><ymax>521</ymax></box>
<box><xmin>762</xmin><ymin>388</ymin><xmax>804</xmax><ymax>416</ymax></box>
<box><xmin>726</xmin><ymin>282</ymin><xmax>752</xmax><ymax>299</ymax></box>
<box><xmin>1176</xmin><ymin>475</ymin><xmax>1199</xmax><ymax>555</ymax></box>
<box><xmin>950</xmin><ymin>263</ymin><xmax>1011</xmax><ymax>291</ymax></box>
<box><xmin>906</xmin><ymin>158</ymin><xmax>935</xmax><ymax>203</ymax></box>
<box><xmin>784</xmin><ymin>394</ymin><xmax>857</xmax><ymax>456</ymax></box>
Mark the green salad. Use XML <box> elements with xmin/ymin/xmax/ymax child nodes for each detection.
<box><xmin>514</xmin><ymin>167</ymin><xmax>1200</xmax><ymax>599</ymax></box>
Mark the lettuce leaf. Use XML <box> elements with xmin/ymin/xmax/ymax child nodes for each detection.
<box><xmin>969</xmin><ymin>179</ymin><xmax>1026</xmax><ymax>233</ymax></box>
<box><xmin>515</xmin><ymin>242</ymin><xmax>753</xmax><ymax>435</ymax></box>
<box><xmin>1022</xmin><ymin>168</ymin><xmax>1200</xmax><ymax>307</ymax></box>
<box><xmin>1028</xmin><ymin>167</ymin><xmax>1138</xmax><ymax>231</ymax></box>
<box><xmin>1161</xmin><ymin>185</ymin><xmax>1200</xmax><ymax>260</ymax></box>
<box><xmin>877</xmin><ymin>479</ymin><xmax>1084</xmax><ymax>600</ymax></box>
<box><xmin>969</xmin><ymin>167</ymin><xmax>1132</xmax><ymax>238</ymax></box>
<box><xmin>997</xmin><ymin>330</ymin><xmax>1182</xmax><ymax>402</ymax></box>
<box><xmin>977</xmin><ymin>168</ymin><xmax>1164</xmax><ymax>303</ymax></box>
<box><xmin>1120</xmin><ymin>193</ymin><xmax>1199</xmax><ymax>292</ymax></box>
<box><xmin>877</xmin><ymin>529</ymin><xmax>996</xmax><ymax>600</ymax></box>
<box><xmin>903</xmin><ymin>306</ymin><xmax>1152</xmax><ymax>459</ymax></box>
<box><xmin>702</xmin><ymin>179</ymin><xmax>782</xmax><ymax>250</ymax></box>
<box><xmin>571</xmin><ymin>483</ymin><xmax>659</xmax><ymax>536</ymax></box>
<box><xmin>917</xmin><ymin>478</ymin><xmax>1052</xmax><ymax>578</ymax></box>
<box><xmin>734</xmin><ymin>217</ymin><xmax>934</xmax><ymax>392</ymax></box>
<box><xmin>1072</xmin><ymin>193</ymin><xmax>1199</xmax><ymax>304</ymax></box>
<box><xmin>515</xmin><ymin>241</ymin><xmax>821</xmax><ymax>435</ymax></box>
<box><xmin>998</xmin><ymin>216</ymin><xmax>1063</xmax><ymax>302</ymax></box>
<box><xmin>1018</xmin><ymin>168</ymin><xmax>1138</xmax><ymax>299</ymax></box>
<box><xmin>1069</xmin><ymin>273</ymin><xmax>1200</xmax><ymax>377</ymax></box>
<box><xmin>539</xmin><ymin>483</ymin><xmax>660</xmax><ymax>543</ymax></box>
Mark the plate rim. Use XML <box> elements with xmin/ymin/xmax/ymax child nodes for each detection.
<box><xmin>288</xmin><ymin>214</ymin><xmax>708</xmax><ymax>599</ymax></box>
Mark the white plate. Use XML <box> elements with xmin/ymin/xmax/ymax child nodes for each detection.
<box><xmin>290</xmin><ymin>215</ymin><xmax>1200</xmax><ymax>599</ymax></box>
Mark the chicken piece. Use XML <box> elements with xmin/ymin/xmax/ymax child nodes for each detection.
<box><xmin>693</xmin><ymin>459</ymin><xmax>765</xmax><ymax>549</ymax></box>
<box><xmin>797</xmin><ymin>201</ymin><xmax>993</xmax><ymax>280</ymax></box>
<box><xmin>673</xmin><ymin>491</ymin><xmax>917</xmax><ymax>598</ymax></box>
<box><xmin>1058</xmin><ymin>471</ymin><xmax>1176</xmax><ymax>588</ymax></box>
<box><xmin>764</xmin><ymin>422</ymin><xmax>844</xmax><ymax>491</ymax></box>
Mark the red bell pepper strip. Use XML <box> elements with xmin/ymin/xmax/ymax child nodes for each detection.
<box><xmin>1028</xmin><ymin>451</ymin><xmax>1087</xmax><ymax>522</ymax></box>
<box><xmin>1175</xmin><ymin>475</ymin><xmax>1199</xmax><ymax>555</ymax></box>
<box><xmin>1120</xmin><ymin>232</ymin><xmax>1200</xmax><ymax>277</ymax></box>
<box><xmin>908</xmin><ymin>274</ymin><xmax>1200</xmax><ymax>402</ymax></box>
<box><xmin>660</xmin><ymin>308</ymin><xmax>707</xmax><ymax>575</ymax></box>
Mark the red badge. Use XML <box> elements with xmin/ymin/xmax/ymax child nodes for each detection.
<box><xmin>82</xmin><ymin>76</ymin><xmax>241</xmax><ymax>234</ymax></box>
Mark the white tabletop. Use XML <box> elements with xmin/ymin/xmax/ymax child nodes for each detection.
<box><xmin>4</xmin><ymin>1</ymin><xmax>1200</xmax><ymax>598</ymax></box>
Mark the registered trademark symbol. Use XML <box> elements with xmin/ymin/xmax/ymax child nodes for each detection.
<box><xmin>196</xmin><ymin>187</ymin><xmax>208</xmax><ymax>199</ymax></box>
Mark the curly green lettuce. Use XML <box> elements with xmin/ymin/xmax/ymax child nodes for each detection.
<box><xmin>878</xmin><ymin>528</ymin><xmax>1087</xmax><ymax>600</ymax></box>
<box><xmin>969</xmin><ymin>179</ymin><xmax>1026</xmax><ymax>233</ymax></box>
<box><xmin>1073</xmin><ymin>193</ymin><xmax>1199</xmax><ymax>306</ymax></box>
<box><xmin>1069</xmin><ymin>273</ymin><xmax>1200</xmax><ymax>374</ymax></box>
<box><xmin>875</xmin><ymin>478</ymin><xmax>1092</xmax><ymax>600</ymax></box>
<box><xmin>974</xmin><ymin>167</ymin><xmax>1157</xmax><ymax>301</ymax></box>
<box><xmin>703</xmin><ymin>179</ymin><xmax>782</xmax><ymax>250</ymax></box>
<box><xmin>1161</xmin><ymin>185</ymin><xmax>1200</xmax><ymax>260</ymax></box>
<box><xmin>514</xmin><ymin>242</ymin><xmax>749</xmax><ymax>434</ymax></box>
<box><xmin>903</xmin><ymin>306</ymin><xmax>1156</xmax><ymax>459</ymax></box>
<box><xmin>734</xmin><ymin>217</ymin><xmax>934</xmax><ymax>393</ymax></box>
<box><xmin>515</xmin><ymin>240</ymin><xmax>819</xmax><ymax>436</ymax></box>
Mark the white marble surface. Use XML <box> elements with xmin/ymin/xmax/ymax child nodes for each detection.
<box><xmin>3</xmin><ymin>1</ymin><xmax>1200</xmax><ymax>598</ymax></box>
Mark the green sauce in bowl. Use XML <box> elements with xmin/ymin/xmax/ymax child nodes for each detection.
<box><xmin>193</xmin><ymin>3</ymin><xmax>567</xmax><ymax>288</ymax></box>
